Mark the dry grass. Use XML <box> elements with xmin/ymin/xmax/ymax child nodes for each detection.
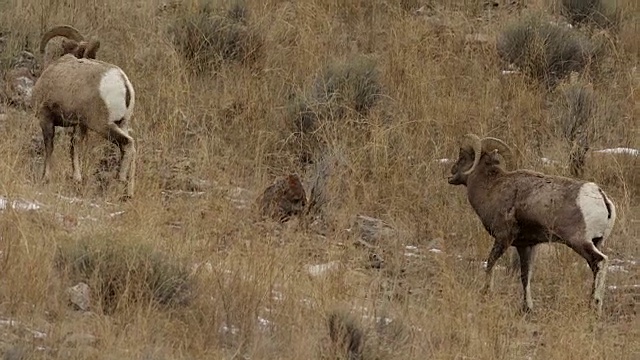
<box><xmin>0</xmin><ymin>0</ymin><xmax>638</xmax><ymax>359</ymax></box>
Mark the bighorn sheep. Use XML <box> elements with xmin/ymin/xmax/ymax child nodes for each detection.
<box><xmin>32</xmin><ymin>25</ymin><xmax>136</xmax><ymax>198</ymax></box>
<box><xmin>448</xmin><ymin>134</ymin><xmax>617</xmax><ymax>315</ymax></box>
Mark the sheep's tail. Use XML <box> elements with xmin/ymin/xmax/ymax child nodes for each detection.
<box><xmin>598</xmin><ymin>188</ymin><xmax>616</xmax><ymax>243</ymax></box>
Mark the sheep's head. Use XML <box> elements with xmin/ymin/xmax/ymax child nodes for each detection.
<box><xmin>39</xmin><ymin>25</ymin><xmax>100</xmax><ymax>69</ymax></box>
<box><xmin>448</xmin><ymin>134</ymin><xmax>512</xmax><ymax>186</ymax></box>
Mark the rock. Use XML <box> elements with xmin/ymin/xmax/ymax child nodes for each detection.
<box><xmin>464</xmin><ymin>33</ymin><xmax>492</xmax><ymax>45</ymax></box>
<box><xmin>186</xmin><ymin>178</ymin><xmax>212</xmax><ymax>192</ymax></box>
<box><xmin>256</xmin><ymin>174</ymin><xmax>307</xmax><ymax>223</ymax></box>
<box><xmin>63</xmin><ymin>333</ymin><xmax>98</xmax><ymax>348</ymax></box>
<box><xmin>3</xmin><ymin>346</ymin><xmax>27</xmax><ymax>360</ymax></box>
<box><xmin>66</xmin><ymin>282</ymin><xmax>91</xmax><ymax>311</ymax></box>
<box><xmin>306</xmin><ymin>261</ymin><xmax>340</xmax><ymax>277</ymax></box>
<box><xmin>2</xmin><ymin>51</ymin><xmax>39</xmax><ymax>109</ymax></box>
<box><xmin>353</xmin><ymin>215</ymin><xmax>396</xmax><ymax>245</ymax></box>
<box><xmin>224</xmin><ymin>186</ymin><xmax>254</xmax><ymax>209</ymax></box>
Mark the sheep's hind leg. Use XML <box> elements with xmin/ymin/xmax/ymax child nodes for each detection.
<box><xmin>69</xmin><ymin>125</ymin><xmax>88</xmax><ymax>183</ymax></box>
<box><xmin>569</xmin><ymin>240</ymin><xmax>609</xmax><ymax>316</ymax></box>
<box><xmin>516</xmin><ymin>245</ymin><xmax>536</xmax><ymax>313</ymax></box>
<box><xmin>105</xmin><ymin>123</ymin><xmax>136</xmax><ymax>199</ymax></box>
<box><xmin>482</xmin><ymin>240</ymin><xmax>508</xmax><ymax>295</ymax></box>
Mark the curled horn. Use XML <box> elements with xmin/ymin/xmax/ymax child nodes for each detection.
<box><xmin>481</xmin><ymin>137</ymin><xmax>513</xmax><ymax>167</ymax></box>
<box><xmin>462</xmin><ymin>133</ymin><xmax>482</xmax><ymax>175</ymax></box>
<box><xmin>39</xmin><ymin>25</ymin><xmax>84</xmax><ymax>54</ymax></box>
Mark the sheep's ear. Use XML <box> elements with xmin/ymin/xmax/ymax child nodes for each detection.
<box><xmin>486</xmin><ymin>149</ymin><xmax>501</xmax><ymax>164</ymax></box>
<box><xmin>61</xmin><ymin>39</ymin><xmax>79</xmax><ymax>54</ymax></box>
<box><xmin>74</xmin><ymin>43</ymin><xmax>87</xmax><ymax>58</ymax></box>
<box><xmin>83</xmin><ymin>39</ymin><xmax>100</xmax><ymax>59</ymax></box>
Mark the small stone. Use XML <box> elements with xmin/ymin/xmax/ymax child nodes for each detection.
<box><xmin>465</xmin><ymin>33</ymin><xmax>492</xmax><ymax>45</ymax></box>
<box><xmin>186</xmin><ymin>178</ymin><xmax>212</xmax><ymax>192</ymax></box>
<box><xmin>306</xmin><ymin>261</ymin><xmax>340</xmax><ymax>277</ymax></box>
<box><xmin>63</xmin><ymin>333</ymin><xmax>98</xmax><ymax>348</ymax></box>
<box><xmin>3</xmin><ymin>346</ymin><xmax>27</xmax><ymax>360</ymax></box>
<box><xmin>66</xmin><ymin>282</ymin><xmax>91</xmax><ymax>311</ymax></box>
<box><xmin>354</xmin><ymin>215</ymin><xmax>396</xmax><ymax>245</ymax></box>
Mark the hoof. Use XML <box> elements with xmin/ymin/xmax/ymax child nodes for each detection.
<box><xmin>519</xmin><ymin>305</ymin><xmax>533</xmax><ymax>316</ymax></box>
<box><xmin>591</xmin><ymin>298</ymin><xmax>604</xmax><ymax>317</ymax></box>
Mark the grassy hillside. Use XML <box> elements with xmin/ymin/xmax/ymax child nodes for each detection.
<box><xmin>0</xmin><ymin>0</ymin><xmax>638</xmax><ymax>359</ymax></box>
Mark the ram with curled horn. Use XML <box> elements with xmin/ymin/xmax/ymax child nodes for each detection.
<box><xmin>31</xmin><ymin>25</ymin><xmax>137</xmax><ymax>199</ymax></box>
<box><xmin>448</xmin><ymin>133</ymin><xmax>617</xmax><ymax>316</ymax></box>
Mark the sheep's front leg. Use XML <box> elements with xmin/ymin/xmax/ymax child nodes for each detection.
<box><xmin>70</xmin><ymin>125</ymin><xmax>88</xmax><ymax>183</ymax></box>
<box><xmin>482</xmin><ymin>240</ymin><xmax>508</xmax><ymax>295</ymax></box>
<box><xmin>40</xmin><ymin>116</ymin><xmax>55</xmax><ymax>183</ymax></box>
<box><xmin>516</xmin><ymin>245</ymin><xmax>536</xmax><ymax>313</ymax></box>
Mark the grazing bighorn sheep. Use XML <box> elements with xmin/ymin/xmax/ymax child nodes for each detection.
<box><xmin>448</xmin><ymin>134</ymin><xmax>616</xmax><ymax>315</ymax></box>
<box><xmin>32</xmin><ymin>25</ymin><xmax>136</xmax><ymax>198</ymax></box>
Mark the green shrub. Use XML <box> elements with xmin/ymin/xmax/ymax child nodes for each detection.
<box><xmin>560</xmin><ymin>0</ymin><xmax>621</xmax><ymax>30</ymax></box>
<box><xmin>497</xmin><ymin>13</ymin><xmax>604</xmax><ymax>88</ymax></box>
<box><xmin>55</xmin><ymin>234</ymin><xmax>193</xmax><ymax>313</ymax></box>
<box><xmin>551</xmin><ymin>80</ymin><xmax>619</xmax><ymax>177</ymax></box>
<box><xmin>291</xmin><ymin>55</ymin><xmax>382</xmax><ymax>135</ymax></box>
<box><xmin>168</xmin><ymin>0</ymin><xmax>263</xmax><ymax>72</ymax></box>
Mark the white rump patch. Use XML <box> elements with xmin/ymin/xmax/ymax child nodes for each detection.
<box><xmin>99</xmin><ymin>68</ymin><xmax>134</xmax><ymax>123</ymax></box>
<box><xmin>576</xmin><ymin>183</ymin><xmax>613</xmax><ymax>240</ymax></box>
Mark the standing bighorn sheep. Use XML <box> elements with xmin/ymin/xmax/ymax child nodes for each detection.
<box><xmin>32</xmin><ymin>25</ymin><xmax>136</xmax><ymax>198</ymax></box>
<box><xmin>448</xmin><ymin>134</ymin><xmax>617</xmax><ymax>315</ymax></box>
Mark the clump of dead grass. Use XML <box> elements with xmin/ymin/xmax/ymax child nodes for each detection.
<box><xmin>497</xmin><ymin>12</ymin><xmax>605</xmax><ymax>88</ymax></box>
<box><xmin>168</xmin><ymin>0</ymin><xmax>263</xmax><ymax>72</ymax></box>
<box><xmin>54</xmin><ymin>233</ymin><xmax>193</xmax><ymax>314</ymax></box>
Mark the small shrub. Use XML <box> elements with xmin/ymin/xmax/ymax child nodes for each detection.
<box><xmin>560</xmin><ymin>0</ymin><xmax>621</xmax><ymax>30</ymax></box>
<box><xmin>285</xmin><ymin>55</ymin><xmax>383</xmax><ymax>165</ymax></box>
<box><xmin>497</xmin><ymin>13</ymin><xmax>603</xmax><ymax>88</ymax></box>
<box><xmin>168</xmin><ymin>0</ymin><xmax>263</xmax><ymax>72</ymax></box>
<box><xmin>551</xmin><ymin>79</ymin><xmax>618</xmax><ymax>177</ymax></box>
<box><xmin>326</xmin><ymin>309</ymin><xmax>365</xmax><ymax>360</ymax></box>
<box><xmin>314</xmin><ymin>55</ymin><xmax>382</xmax><ymax>117</ymax></box>
<box><xmin>55</xmin><ymin>234</ymin><xmax>193</xmax><ymax>313</ymax></box>
<box><xmin>558</xmin><ymin>82</ymin><xmax>595</xmax><ymax>176</ymax></box>
<box><xmin>290</xmin><ymin>55</ymin><xmax>382</xmax><ymax>135</ymax></box>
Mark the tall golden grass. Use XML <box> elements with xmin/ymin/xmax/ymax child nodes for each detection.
<box><xmin>0</xmin><ymin>0</ymin><xmax>638</xmax><ymax>358</ymax></box>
